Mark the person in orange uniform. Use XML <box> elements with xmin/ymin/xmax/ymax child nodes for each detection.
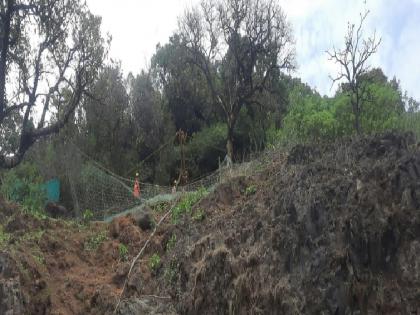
<box><xmin>133</xmin><ymin>172</ymin><xmax>141</xmax><ymax>198</ymax></box>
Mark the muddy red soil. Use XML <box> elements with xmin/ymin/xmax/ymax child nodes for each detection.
<box><xmin>1</xmin><ymin>132</ymin><xmax>420</xmax><ymax>314</ymax></box>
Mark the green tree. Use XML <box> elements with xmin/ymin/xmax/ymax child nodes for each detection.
<box><xmin>128</xmin><ymin>71</ymin><xmax>175</xmax><ymax>182</ymax></box>
<box><xmin>179</xmin><ymin>0</ymin><xmax>295</xmax><ymax>160</ymax></box>
<box><xmin>282</xmin><ymin>85</ymin><xmax>338</xmax><ymax>141</ymax></box>
<box><xmin>151</xmin><ymin>35</ymin><xmax>216</xmax><ymax>134</ymax></box>
<box><xmin>0</xmin><ymin>0</ymin><xmax>107</xmax><ymax>168</ymax></box>
<box><xmin>81</xmin><ymin>64</ymin><xmax>131</xmax><ymax>174</ymax></box>
<box><xmin>327</xmin><ymin>10</ymin><xmax>381</xmax><ymax>134</ymax></box>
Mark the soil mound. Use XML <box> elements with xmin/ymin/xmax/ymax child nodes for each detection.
<box><xmin>163</xmin><ymin>132</ymin><xmax>420</xmax><ymax>314</ymax></box>
<box><xmin>2</xmin><ymin>132</ymin><xmax>420</xmax><ymax>314</ymax></box>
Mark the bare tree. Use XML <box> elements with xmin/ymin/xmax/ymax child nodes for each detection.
<box><xmin>0</xmin><ymin>0</ymin><xmax>107</xmax><ymax>168</ymax></box>
<box><xmin>179</xmin><ymin>0</ymin><xmax>295</xmax><ymax>160</ymax></box>
<box><xmin>327</xmin><ymin>10</ymin><xmax>381</xmax><ymax>134</ymax></box>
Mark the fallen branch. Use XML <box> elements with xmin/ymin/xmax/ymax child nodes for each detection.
<box><xmin>113</xmin><ymin>207</ymin><xmax>173</xmax><ymax>314</ymax></box>
<box><xmin>140</xmin><ymin>294</ymin><xmax>172</xmax><ymax>300</ymax></box>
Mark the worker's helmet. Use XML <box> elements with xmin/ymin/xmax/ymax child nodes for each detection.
<box><xmin>136</xmin><ymin>172</ymin><xmax>139</xmax><ymax>177</ymax></box>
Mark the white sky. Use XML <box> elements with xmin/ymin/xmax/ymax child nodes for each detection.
<box><xmin>87</xmin><ymin>0</ymin><xmax>420</xmax><ymax>100</ymax></box>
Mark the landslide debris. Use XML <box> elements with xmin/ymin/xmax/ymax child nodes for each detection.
<box><xmin>158</xmin><ymin>132</ymin><xmax>420</xmax><ymax>314</ymax></box>
<box><xmin>1</xmin><ymin>132</ymin><xmax>420</xmax><ymax>315</ymax></box>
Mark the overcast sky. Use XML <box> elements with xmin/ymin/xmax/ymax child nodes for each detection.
<box><xmin>86</xmin><ymin>0</ymin><xmax>420</xmax><ymax>100</ymax></box>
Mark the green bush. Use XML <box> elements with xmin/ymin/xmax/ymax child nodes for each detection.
<box><xmin>84</xmin><ymin>231</ymin><xmax>108</xmax><ymax>251</ymax></box>
<box><xmin>359</xmin><ymin>83</ymin><xmax>402</xmax><ymax>134</ymax></box>
<box><xmin>149</xmin><ymin>253</ymin><xmax>161</xmax><ymax>271</ymax></box>
<box><xmin>119</xmin><ymin>243</ymin><xmax>129</xmax><ymax>261</ymax></box>
<box><xmin>171</xmin><ymin>187</ymin><xmax>208</xmax><ymax>223</ymax></box>
<box><xmin>82</xmin><ymin>209</ymin><xmax>94</xmax><ymax>223</ymax></box>
<box><xmin>0</xmin><ymin>162</ymin><xmax>47</xmax><ymax>214</ymax></box>
<box><xmin>273</xmin><ymin>79</ymin><xmax>406</xmax><ymax>144</ymax></box>
<box><xmin>192</xmin><ymin>208</ymin><xmax>205</xmax><ymax>221</ymax></box>
<box><xmin>396</xmin><ymin>112</ymin><xmax>420</xmax><ymax>138</ymax></box>
<box><xmin>282</xmin><ymin>89</ymin><xmax>340</xmax><ymax>142</ymax></box>
<box><xmin>245</xmin><ymin>185</ymin><xmax>257</xmax><ymax>196</ymax></box>
<box><xmin>186</xmin><ymin>123</ymin><xmax>227</xmax><ymax>177</ymax></box>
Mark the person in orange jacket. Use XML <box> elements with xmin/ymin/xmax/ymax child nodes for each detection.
<box><xmin>133</xmin><ymin>172</ymin><xmax>141</xmax><ymax>198</ymax></box>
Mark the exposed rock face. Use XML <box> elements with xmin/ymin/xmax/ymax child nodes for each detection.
<box><xmin>0</xmin><ymin>252</ymin><xmax>25</xmax><ymax>315</ymax></box>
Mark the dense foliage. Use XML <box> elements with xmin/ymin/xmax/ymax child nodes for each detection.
<box><xmin>0</xmin><ymin>0</ymin><xmax>419</xmax><ymax>214</ymax></box>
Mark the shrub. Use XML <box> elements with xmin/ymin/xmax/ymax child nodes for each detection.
<box><xmin>164</xmin><ymin>260</ymin><xmax>178</xmax><ymax>284</ymax></box>
<box><xmin>192</xmin><ymin>208</ymin><xmax>205</xmax><ymax>221</ymax></box>
<box><xmin>84</xmin><ymin>231</ymin><xmax>108</xmax><ymax>251</ymax></box>
<box><xmin>186</xmin><ymin>123</ymin><xmax>227</xmax><ymax>177</ymax></box>
<box><xmin>82</xmin><ymin>209</ymin><xmax>94</xmax><ymax>223</ymax></box>
<box><xmin>119</xmin><ymin>243</ymin><xmax>129</xmax><ymax>261</ymax></box>
<box><xmin>166</xmin><ymin>233</ymin><xmax>177</xmax><ymax>251</ymax></box>
<box><xmin>245</xmin><ymin>185</ymin><xmax>257</xmax><ymax>196</ymax></box>
<box><xmin>149</xmin><ymin>253</ymin><xmax>161</xmax><ymax>271</ymax></box>
<box><xmin>0</xmin><ymin>162</ymin><xmax>47</xmax><ymax>214</ymax></box>
<box><xmin>171</xmin><ymin>187</ymin><xmax>208</xmax><ymax>223</ymax></box>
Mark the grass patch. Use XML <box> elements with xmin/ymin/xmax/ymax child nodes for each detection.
<box><xmin>149</xmin><ymin>253</ymin><xmax>161</xmax><ymax>272</ymax></box>
<box><xmin>119</xmin><ymin>243</ymin><xmax>129</xmax><ymax>261</ymax></box>
<box><xmin>152</xmin><ymin>202</ymin><xmax>168</xmax><ymax>213</ymax></box>
<box><xmin>0</xmin><ymin>225</ymin><xmax>11</xmax><ymax>249</ymax></box>
<box><xmin>172</xmin><ymin>188</ymin><xmax>208</xmax><ymax>223</ymax></box>
<box><xmin>192</xmin><ymin>208</ymin><xmax>205</xmax><ymax>222</ymax></box>
<box><xmin>19</xmin><ymin>229</ymin><xmax>45</xmax><ymax>244</ymax></box>
<box><xmin>245</xmin><ymin>185</ymin><xmax>257</xmax><ymax>196</ymax></box>
<box><xmin>164</xmin><ymin>260</ymin><xmax>178</xmax><ymax>284</ymax></box>
<box><xmin>166</xmin><ymin>233</ymin><xmax>177</xmax><ymax>251</ymax></box>
<box><xmin>82</xmin><ymin>209</ymin><xmax>94</xmax><ymax>223</ymax></box>
<box><xmin>32</xmin><ymin>252</ymin><xmax>45</xmax><ymax>265</ymax></box>
<box><xmin>84</xmin><ymin>231</ymin><xmax>108</xmax><ymax>251</ymax></box>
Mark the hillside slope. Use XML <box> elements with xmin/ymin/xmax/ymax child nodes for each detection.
<box><xmin>163</xmin><ymin>132</ymin><xmax>420</xmax><ymax>314</ymax></box>
<box><xmin>1</xmin><ymin>132</ymin><xmax>420</xmax><ymax>314</ymax></box>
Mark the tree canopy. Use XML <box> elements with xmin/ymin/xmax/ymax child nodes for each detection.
<box><xmin>0</xmin><ymin>1</ymin><xmax>419</xmax><ymax>199</ymax></box>
<box><xmin>0</xmin><ymin>0</ymin><xmax>107</xmax><ymax>168</ymax></box>
<box><xmin>178</xmin><ymin>0</ymin><xmax>295</xmax><ymax>160</ymax></box>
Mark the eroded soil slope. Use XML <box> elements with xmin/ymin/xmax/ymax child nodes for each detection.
<box><xmin>160</xmin><ymin>132</ymin><xmax>420</xmax><ymax>314</ymax></box>
<box><xmin>2</xmin><ymin>132</ymin><xmax>420</xmax><ymax>314</ymax></box>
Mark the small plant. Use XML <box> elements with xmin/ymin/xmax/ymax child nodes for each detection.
<box><xmin>164</xmin><ymin>260</ymin><xmax>178</xmax><ymax>284</ymax></box>
<box><xmin>192</xmin><ymin>208</ymin><xmax>205</xmax><ymax>222</ymax></box>
<box><xmin>82</xmin><ymin>209</ymin><xmax>94</xmax><ymax>223</ymax></box>
<box><xmin>0</xmin><ymin>226</ymin><xmax>10</xmax><ymax>249</ymax></box>
<box><xmin>149</xmin><ymin>253</ymin><xmax>161</xmax><ymax>272</ymax></box>
<box><xmin>84</xmin><ymin>231</ymin><xmax>108</xmax><ymax>251</ymax></box>
<box><xmin>245</xmin><ymin>185</ymin><xmax>257</xmax><ymax>196</ymax></box>
<box><xmin>119</xmin><ymin>243</ymin><xmax>129</xmax><ymax>261</ymax></box>
<box><xmin>26</xmin><ymin>209</ymin><xmax>48</xmax><ymax>220</ymax></box>
<box><xmin>20</xmin><ymin>229</ymin><xmax>44</xmax><ymax>244</ymax></box>
<box><xmin>32</xmin><ymin>252</ymin><xmax>45</xmax><ymax>265</ymax></box>
<box><xmin>153</xmin><ymin>202</ymin><xmax>167</xmax><ymax>213</ymax></box>
<box><xmin>166</xmin><ymin>233</ymin><xmax>177</xmax><ymax>251</ymax></box>
<box><xmin>172</xmin><ymin>187</ymin><xmax>208</xmax><ymax>223</ymax></box>
<box><xmin>0</xmin><ymin>162</ymin><xmax>47</xmax><ymax>214</ymax></box>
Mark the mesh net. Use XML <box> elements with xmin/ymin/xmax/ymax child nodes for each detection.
<box><xmin>63</xmin><ymin>143</ymin><xmax>227</xmax><ymax>220</ymax></box>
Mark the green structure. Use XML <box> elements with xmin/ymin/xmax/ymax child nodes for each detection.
<box><xmin>43</xmin><ymin>178</ymin><xmax>60</xmax><ymax>203</ymax></box>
